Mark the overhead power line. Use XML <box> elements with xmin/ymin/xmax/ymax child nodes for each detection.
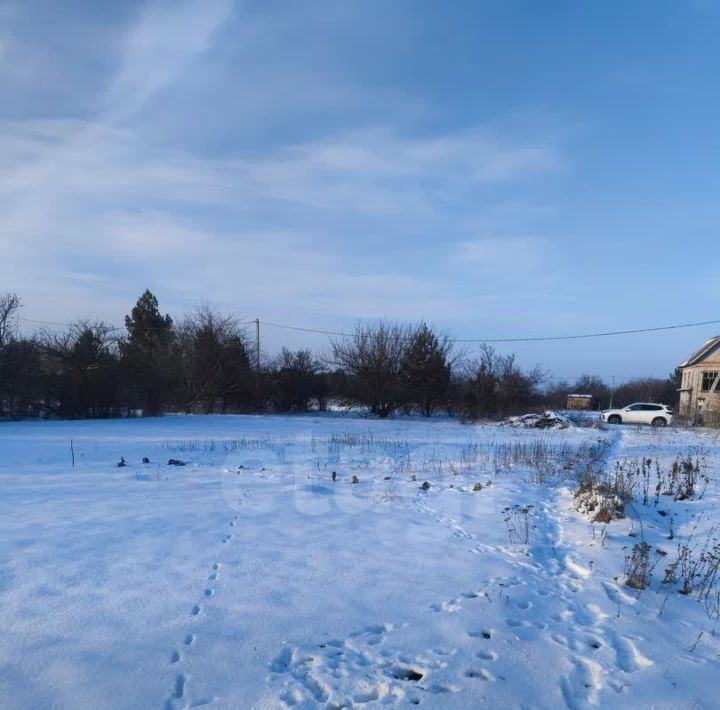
<box><xmin>260</xmin><ymin>321</ymin><xmax>351</xmax><ymax>337</ymax></box>
<box><xmin>19</xmin><ymin>316</ymin><xmax>255</xmax><ymax>331</ymax></box>
<box><xmin>19</xmin><ymin>315</ymin><xmax>720</xmax><ymax>343</ymax></box>
<box><xmin>260</xmin><ymin>317</ymin><xmax>720</xmax><ymax>343</ymax></box>
<box><xmin>21</xmin><ymin>317</ymin><xmax>78</xmax><ymax>327</ymax></box>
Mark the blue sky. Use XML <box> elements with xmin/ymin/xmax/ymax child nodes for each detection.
<box><xmin>1</xmin><ymin>0</ymin><xmax>718</xmax><ymax>381</ymax></box>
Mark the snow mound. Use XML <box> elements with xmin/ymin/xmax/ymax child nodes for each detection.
<box><xmin>502</xmin><ymin>411</ymin><xmax>570</xmax><ymax>430</ymax></box>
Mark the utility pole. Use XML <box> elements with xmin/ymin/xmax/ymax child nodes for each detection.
<box><xmin>608</xmin><ymin>375</ymin><xmax>616</xmax><ymax>409</ymax></box>
<box><xmin>255</xmin><ymin>319</ymin><xmax>261</xmax><ymax>372</ymax></box>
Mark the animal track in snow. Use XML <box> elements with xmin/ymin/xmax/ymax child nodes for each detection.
<box><xmin>429</xmin><ymin>599</ymin><xmax>462</xmax><ymax>613</ymax></box>
<box><xmin>467</xmin><ymin>629</ymin><xmax>493</xmax><ymax>640</ymax></box>
<box><xmin>270</xmin><ymin>477</ymin><xmax>658</xmax><ymax>710</ymax></box>
<box><xmin>560</xmin><ymin>656</ymin><xmax>603</xmax><ymax>709</ymax></box>
<box><xmin>172</xmin><ymin>672</ymin><xmax>187</xmax><ymax>701</ymax></box>
<box><xmin>465</xmin><ymin>667</ymin><xmax>494</xmax><ymax>681</ymax></box>
<box><xmin>351</xmin><ymin>623</ymin><xmax>393</xmax><ymax>637</ymax></box>
<box><xmin>270</xmin><ymin>623</ymin><xmax>452</xmax><ymax>708</ymax></box>
<box><xmin>601</xmin><ymin>581</ymin><xmax>636</xmax><ymax>606</ymax></box>
<box><xmin>164</xmin><ymin>524</ymin><xmax>235</xmax><ymax>708</ymax></box>
<box><xmin>606</xmin><ymin>631</ymin><xmax>652</xmax><ymax>673</ymax></box>
<box><xmin>413</xmin><ymin>499</ymin><xmax>474</xmax><ymax>540</ymax></box>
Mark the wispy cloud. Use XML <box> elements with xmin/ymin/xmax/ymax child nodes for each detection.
<box><xmin>0</xmin><ymin>0</ymin><xmax>568</xmax><ymax>339</ymax></box>
<box><xmin>242</xmin><ymin>128</ymin><xmax>561</xmax><ymax>214</ymax></box>
<box><xmin>456</xmin><ymin>236</ymin><xmax>551</xmax><ymax>278</ymax></box>
<box><xmin>0</xmin><ymin>120</ymin><xmax>564</xmax><ymax>298</ymax></box>
<box><xmin>105</xmin><ymin>0</ymin><xmax>235</xmax><ymax>118</ymax></box>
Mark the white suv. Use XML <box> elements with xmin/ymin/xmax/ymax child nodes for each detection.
<box><xmin>600</xmin><ymin>403</ymin><xmax>673</xmax><ymax>427</ymax></box>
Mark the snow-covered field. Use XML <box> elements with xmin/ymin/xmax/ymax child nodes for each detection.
<box><xmin>1</xmin><ymin>414</ymin><xmax>719</xmax><ymax>709</ymax></box>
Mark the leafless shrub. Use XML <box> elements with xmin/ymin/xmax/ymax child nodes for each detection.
<box><xmin>456</xmin><ymin>344</ymin><xmax>546</xmax><ymax>420</ymax></box>
<box><xmin>574</xmin><ymin>461</ymin><xmax>636</xmax><ymax>523</ymax></box>
<box><xmin>577</xmin><ymin>451</ymin><xmax>712</xmax><ymax>525</ymax></box>
<box><xmin>591</xmin><ymin>522</ymin><xmax>609</xmax><ymax>548</ymax></box>
<box><xmin>504</xmin><ymin>504</ymin><xmax>533</xmax><ymax>545</ymax></box>
<box><xmin>625</xmin><ymin>542</ymin><xmax>660</xmax><ymax>590</ymax></box>
<box><xmin>329</xmin><ymin>321</ymin><xmax>412</xmax><ymax>418</ymax></box>
<box><xmin>663</xmin><ymin>524</ymin><xmax>720</xmax><ymax>606</ymax></box>
<box><xmin>176</xmin><ymin>306</ymin><xmax>252</xmax><ymax>414</ymax></box>
<box><xmin>661</xmin><ymin>454</ymin><xmax>709</xmax><ymax>501</ymax></box>
<box><xmin>164</xmin><ymin>436</ymin><xmax>291</xmax><ymax>454</ymax></box>
<box><xmin>0</xmin><ymin>292</ymin><xmax>20</xmax><ymax>346</ymax></box>
<box><xmin>492</xmin><ymin>438</ymin><xmax>608</xmax><ymax>485</ymax></box>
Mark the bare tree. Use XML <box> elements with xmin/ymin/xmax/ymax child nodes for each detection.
<box><xmin>330</xmin><ymin>321</ymin><xmax>411</xmax><ymax>417</ymax></box>
<box><xmin>612</xmin><ymin>377</ymin><xmax>678</xmax><ymax>408</ymax></box>
<box><xmin>40</xmin><ymin>320</ymin><xmax>119</xmax><ymax>418</ymax></box>
<box><xmin>0</xmin><ymin>293</ymin><xmax>20</xmax><ymax>346</ymax></box>
<box><xmin>457</xmin><ymin>344</ymin><xmax>546</xmax><ymax>419</ymax></box>
<box><xmin>176</xmin><ymin>306</ymin><xmax>252</xmax><ymax>413</ymax></box>
<box><xmin>270</xmin><ymin>348</ymin><xmax>324</xmax><ymax>412</ymax></box>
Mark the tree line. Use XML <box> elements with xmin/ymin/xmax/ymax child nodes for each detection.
<box><xmin>0</xmin><ymin>290</ymin><xmax>679</xmax><ymax>421</ymax></box>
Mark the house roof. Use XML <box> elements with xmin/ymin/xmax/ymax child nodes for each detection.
<box><xmin>680</xmin><ymin>336</ymin><xmax>720</xmax><ymax>367</ymax></box>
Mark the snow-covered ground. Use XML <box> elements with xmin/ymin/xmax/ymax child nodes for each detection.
<box><xmin>1</xmin><ymin>414</ymin><xmax>719</xmax><ymax>709</ymax></box>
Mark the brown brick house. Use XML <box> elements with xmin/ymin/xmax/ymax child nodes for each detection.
<box><xmin>678</xmin><ymin>336</ymin><xmax>720</xmax><ymax>425</ymax></box>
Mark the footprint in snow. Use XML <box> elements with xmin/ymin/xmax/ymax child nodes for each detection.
<box><xmin>601</xmin><ymin>581</ymin><xmax>636</xmax><ymax>606</ymax></box>
<box><xmin>465</xmin><ymin>668</ymin><xmax>494</xmax><ymax>681</ymax></box>
<box><xmin>349</xmin><ymin>623</ymin><xmax>392</xmax><ymax>638</ymax></box>
<box><xmin>563</xmin><ymin>555</ymin><xmax>593</xmax><ymax>580</ymax></box>
<box><xmin>429</xmin><ymin>599</ymin><xmax>462</xmax><ymax>613</ymax></box>
<box><xmin>560</xmin><ymin>655</ymin><xmax>603</xmax><ymax>709</ymax></box>
<box><xmin>476</xmin><ymin>650</ymin><xmax>497</xmax><ymax>661</ymax></box>
<box><xmin>467</xmin><ymin>629</ymin><xmax>493</xmax><ymax>640</ymax></box>
<box><xmin>606</xmin><ymin>630</ymin><xmax>652</xmax><ymax>673</ymax></box>
<box><xmin>271</xmin><ymin>625</ymin><xmax>450</xmax><ymax>707</ymax></box>
<box><xmin>173</xmin><ymin>672</ymin><xmax>187</xmax><ymax>700</ymax></box>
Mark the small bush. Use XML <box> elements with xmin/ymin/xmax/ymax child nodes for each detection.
<box><xmin>573</xmin><ymin>469</ymin><xmax>629</xmax><ymax>523</ymax></box>
<box><xmin>625</xmin><ymin>542</ymin><xmax>659</xmax><ymax>590</ymax></box>
<box><xmin>504</xmin><ymin>505</ymin><xmax>533</xmax><ymax>545</ymax></box>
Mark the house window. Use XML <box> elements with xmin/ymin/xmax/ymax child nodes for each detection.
<box><xmin>701</xmin><ymin>371</ymin><xmax>719</xmax><ymax>392</ymax></box>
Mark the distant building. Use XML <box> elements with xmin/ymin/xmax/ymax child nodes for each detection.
<box><xmin>566</xmin><ymin>394</ymin><xmax>593</xmax><ymax>410</ymax></box>
<box><xmin>678</xmin><ymin>336</ymin><xmax>720</xmax><ymax>426</ymax></box>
